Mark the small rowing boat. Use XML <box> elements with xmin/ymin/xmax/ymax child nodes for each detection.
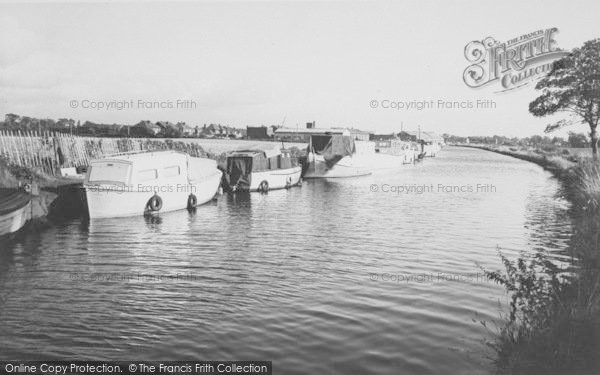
<box><xmin>0</xmin><ymin>189</ymin><xmax>32</xmax><ymax>236</ymax></box>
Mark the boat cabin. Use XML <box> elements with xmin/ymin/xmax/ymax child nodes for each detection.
<box><xmin>224</xmin><ymin>148</ymin><xmax>298</xmax><ymax>190</ymax></box>
<box><xmin>84</xmin><ymin>150</ymin><xmax>215</xmax><ymax>189</ymax></box>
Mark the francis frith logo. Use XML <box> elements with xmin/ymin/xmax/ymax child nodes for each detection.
<box><xmin>463</xmin><ymin>28</ymin><xmax>570</xmax><ymax>92</ymax></box>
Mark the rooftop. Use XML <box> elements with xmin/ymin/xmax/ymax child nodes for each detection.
<box><xmin>274</xmin><ymin>127</ymin><xmax>349</xmax><ymax>135</ymax></box>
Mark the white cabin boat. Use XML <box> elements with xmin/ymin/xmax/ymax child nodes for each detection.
<box><xmin>421</xmin><ymin>141</ymin><xmax>442</xmax><ymax>157</ymax></box>
<box><xmin>304</xmin><ymin>132</ymin><xmax>373</xmax><ymax>178</ymax></box>
<box><xmin>374</xmin><ymin>139</ymin><xmax>418</xmax><ymax>164</ymax></box>
<box><xmin>223</xmin><ymin>148</ymin><xmax>302</xmax><ymax>192</ymax></box>
<box><xmin>83</xmin><ymin>151</ymin><xmax>222</xmax><ymax>218</ymax></box>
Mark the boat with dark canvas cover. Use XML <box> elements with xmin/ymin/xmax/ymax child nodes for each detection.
<box><xmin>223</xmin><ymin>148</ymin><xmax>302</xmax><ymax>192</ymax></box>
<box><xmin>304</xmin><ymin>132</ymin><xmax>373</xmax><ymax>178</ymax></box>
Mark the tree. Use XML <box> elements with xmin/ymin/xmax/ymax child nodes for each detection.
<box><xmin>159</xmin><ymin>124</ymin><xmax>182</xmax><ymax>138</ymax></box>
<box><xmin>529</xmin><ymin>135</ymin><xmax>543</xmax><ymax>146</ymax></box>
<box><xmin>567</xmin><ymin>132</ymin><xmax>589</xmax><ymax>148</ymax></box>
<box><xmin>530</xmin><ymin>39</ymin><xmax>600</xmax><ymax>159</ymax></box>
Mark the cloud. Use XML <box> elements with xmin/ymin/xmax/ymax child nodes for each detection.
<box><xmin>0</xmin><ymin>16</ymin><xmax>42</xmax><ymax>67</ymax></box>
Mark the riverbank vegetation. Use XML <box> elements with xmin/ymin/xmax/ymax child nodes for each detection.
<box><xmin>480</xmin><ymin>39</ymin><xmax>600</xmax><ymax>373</ymax></box>
<box><xmin>475</xmin><ymin>145</ymin><xmax>600</xmax><ymax>374</ymax></box>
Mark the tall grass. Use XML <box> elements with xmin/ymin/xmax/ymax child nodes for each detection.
<box><xmin>485</xmin><ymin>157</ymin><xmax>600</xmax><ymax>374</ymax></box>
<box><xmin>574</xmin><ymin>161</ymin><xmax>600</xmax><ymax>211</ymax></box>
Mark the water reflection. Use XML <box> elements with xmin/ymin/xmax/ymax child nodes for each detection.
<box><xmin>144</xmin><ymin>214</ymin><xmax>164</xmax><ymax>226</ymax></box>
<box><xmin>0</xmin><ymin>147</ymin><xmax>573</xmax><ymax>374</ymax></box>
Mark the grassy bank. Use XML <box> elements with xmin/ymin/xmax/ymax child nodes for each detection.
<box><xmin>463</xmin><ymin>145</ymin><xmax>600</xmax><ymax>374</ymax></box>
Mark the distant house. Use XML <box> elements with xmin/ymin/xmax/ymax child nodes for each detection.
<box><xmin>370</xmin><ymin>133</ymin><xmax>398</xmax><ymax>141</ymax></box>
<box><xmin>183</xmin><ymin>124</ymin><xmax>196</xmax><ymax>137</ymax></box>
<box><xmin>230</xmin><ymin>127</ymin><xmax>244</xmax><ymax>138</ymax></box>
<box><xmin>399</xmin><ymin>130</ymin><xmax>445</xmax><ymax>144</ymax></box>
<box><xmin>174</xmin><ymin>122</ymin><xmax>194</xmax><ymax>137</ymax></box>
<box><xmin>274</xmin><ymin>127</ymin><xmax>344</xmax><ymax>142</ymax></box>
<box><xmin>222</xmin><ymin>126</ymin><xmax>243</xmax><ymax>138</ymax></box>
<box><xmin>156</xmin><ymin>121</ymin><xmax>174</xmax><ymax>131</ymax></box>
<box><xmin>157</xmin><ymin>121</ymin><xmax>184</xmax><ymax>137</ymax></box>
<box><xmin>274</xmin><ymin>125</ymin><xmax>371</xmax><ymax>142</ymax></box>
<box><xmin>345</xmin><ymin>128</ymin><xmax>372</xmax><ymax>141</ymax></box>
<box><xmin>201</xmin><ymin>123</ymin><xmax>219</xmax><ymax>137</ymax></box>
<box><xmin>398</xmin><ymin>131</ymin><xmax>416</xmax><ymax>142</ymax></box>
<box><xmin>132</xmin><ymin>120</ymin><xmax>161</xmax><ymax>136</ymax></box>
<box><xmin>247</xmin><ymin>126</ymin><xmax>273</xmax><ymax>140</ymax></box>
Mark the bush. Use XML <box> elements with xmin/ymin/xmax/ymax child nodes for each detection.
<box><xmin>486</xmin><ymin>251</ymin><xmax>600</xmax><ymax>374</ymax></box>
<box><xmin>540</xmin><ymin>144</ymin><xmax>558</xmax><ymax>152</ymax></box>
<box><xmin>486</xmin><ymin>161</ymin><xmax>600</xmax><ymax>374</ymax></box>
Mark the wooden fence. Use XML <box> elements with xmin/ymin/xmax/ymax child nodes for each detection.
<box><xmin>0</xmin><ymin>130</ymin><xmax>210</xmax><ymax>176</ymax></box>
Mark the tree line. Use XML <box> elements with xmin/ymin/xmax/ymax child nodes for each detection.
<box><xmin>0</xmin><ymin>114</ymin><xmax>246</xmax><ymax>139</ymax></box>
<box><xmin>443</xmin><ymin>132</ymin><xmax>590</xmax><ymax>149</ymax></box>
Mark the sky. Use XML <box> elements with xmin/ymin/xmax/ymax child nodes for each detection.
<box><xmin>0</xmin><ymin>0</ymin><xmax>599</xmax><ymax>137</ymax></box>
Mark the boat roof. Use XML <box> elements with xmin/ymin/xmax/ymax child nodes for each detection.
<box><xmin>91</xmin><ymin>150</ymin><xmax>187</xmax><ymax>163</ymax></box>
<box><xmin>229</xmin><ymin>147</ymin><xmax>281</xmax><ymax>158</ymax></box>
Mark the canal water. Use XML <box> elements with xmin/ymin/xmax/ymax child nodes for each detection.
<box><xmin>0</xmin><ymin>147</ymin><xmax>572</xmax><ymax>374</ymax></box>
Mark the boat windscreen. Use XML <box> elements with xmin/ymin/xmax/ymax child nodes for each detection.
<box><xmin>88</xmin><ymin>162</ymin><xmax>130</xmax><ymax>184</ymax></box>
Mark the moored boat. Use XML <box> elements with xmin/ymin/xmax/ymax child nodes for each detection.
<box><xmin>421</xmin><ymin>141</ymin><xmax>441</xmax><ymax>157</ymax></box>
<box><xmin>374</xmin><ymin>139</ymin><xmax>418</xmax><ymax>164</ymax></box>
<box><xmin>222</xmin><ymin>148</ymin><xmax>302</xmax><ymax>192</ymax></box>
<box><xmin>83</xmin><ymin>150</ymin><xmax>222</xmax><ymax>218</ymax></box>
<box><xmin>304</xmin><ymin>131</ymin><xmax>373</xmax><ymax>178</ymax></box>
<box><xmin>0</xmin><ymin>189</ymin><xmax>32</xmax><ymax>236</ymax></box>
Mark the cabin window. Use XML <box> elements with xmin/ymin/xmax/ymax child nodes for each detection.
<box><xmin>88</xmin><ymin>162</ymin><xmax>130</xmax><ymax>184</ymax></box>
<box><xmin>267</xmin><ymin>156</ymin><xmax>279</xmax><ymax>170</ymax></box>
<box><xmin>137</xmin><ymin>169</ymin><xmax>158</xmax><ymax>181</ymax></box>
<box><xmin>253</xmin><ymin>157</ymin><xmax>268</xmax><ymax>171</ymax></box>
<box><xmin>162</xmin><ymin>166</ymin><xmax>180</xmax><ymax>178</ymax></box>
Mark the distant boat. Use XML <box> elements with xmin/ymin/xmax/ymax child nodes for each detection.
<box><xmin>421</xmin><ymin>141</ymin><xmax>441</xmax><ymax>157</ymax></box>
<box><xmin>222</xmin><ymin>148</ymin><xmax>302</xmax><ymax>192</ymax></box>
<box><xmin>83</xmin><ymin>151</ymin><xmax>222</xmax><ymax>218</ymax></box>
<box><xmin>374</xmin><ymin>139</ymin><xmax>418</xmax><ymax>164</ymax></box>
<box><xmin>304</xmin><ymin>131</ymin><xmax>373</xmax><ymax>178</ymax></box>
<box><xmin>0</xmin><ymin>189</ymin><xmax>32</xmax><ymax>236</ymax></box>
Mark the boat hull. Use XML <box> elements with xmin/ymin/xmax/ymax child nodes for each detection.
<box><xmin>250</xmin><ymin>166</ymin><xmax>302</xmax><ymax>191</ymax></box>
<box><xmin>84</xmin><ymin>171</ymin><xmax>222</xmax><ymax>219</ymax></box>
<box><xmin>231</xmin><ymin>166</ymin><xmax>302</xmax><ymax>191</ymax></box>
<box><xmin>0</xmin><ymin>201</ymin><xmax>31</xmax><ymax>236</ymax></box>
<box><xmin>303</xmin><ymin>154</ymin><xmax>372</xmax><ymax>178</ymax></box>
